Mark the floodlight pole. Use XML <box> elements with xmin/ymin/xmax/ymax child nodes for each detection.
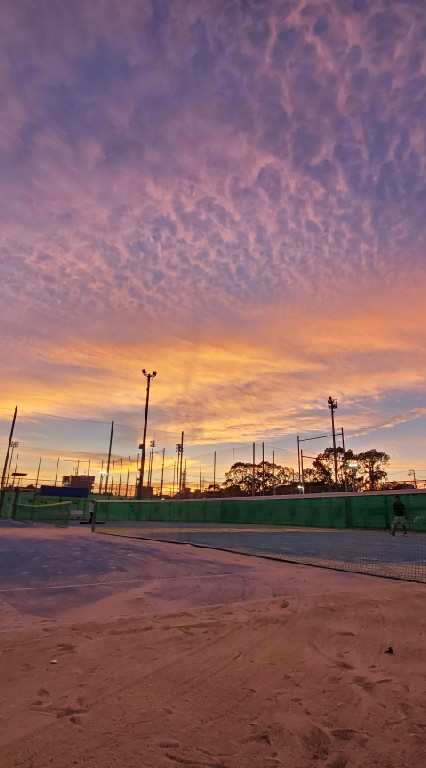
<box><xmin>106</xmin><ymin>421</ymin><xmax>114</xmax><ymax>494</ymax></box>
<box><xmin>1</xmin><ymin>406</ymin><xmax>17</xmax><ymax>492</ymax></box>
<box><xmin>137</xmin><ymin>370</ymin><xmax>157</xmax><ymax>499</ymax></box>
<box><xmin>160</xmin><ymin>448</ymin><xmax>165</xmax><ymax>496</ymax></box>
<box><xmin>252</xmin><ymin>442</ymin><xmax>256</xmax><ymax>496</ymax></box>
<box><xmin>328</xmin><ymin>397</ymin><xmax>338</xmax><ymax>489</ymax></box>
<box><xmin>340</xmin><ymin>427</ymin><xmax>348</xmax><ymax>492</ymax></box>
<box><xmin>297</xmin><ymin>436</ymin><xmax>301</xmax><ymax>482</ymax></box>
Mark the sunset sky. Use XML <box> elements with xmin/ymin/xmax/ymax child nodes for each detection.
<box><xmin>1</xmin><ymin>0</ymin><xmax>426</xmax><ymax>489</ymax></box>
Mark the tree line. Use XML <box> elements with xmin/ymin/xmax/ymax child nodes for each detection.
<box><xmin>205</xmin><ymin>448</ymin><xmax>391</xmax><ymax>496</ymax></box>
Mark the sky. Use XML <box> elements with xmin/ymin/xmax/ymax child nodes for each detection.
<box><xmin>1</xmin><ymin>0</ymin><xmax>426</xmax><ymax>490</ymax></box>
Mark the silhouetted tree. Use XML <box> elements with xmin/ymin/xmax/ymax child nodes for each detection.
<box><xmin>356</xmin><ymin>449</ymin><xmax>390</xmax><ymax>490</ymax></box>
<box><xmin>222</xmin><ymin>461</ymin><xmax>294</xmax><ymax>495</ymax></box>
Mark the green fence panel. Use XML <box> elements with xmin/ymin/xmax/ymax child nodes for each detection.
<box><xmin>235</xmin><ymin>501</ymin><xmax>253</xmax><ymax>524</ymax></box>
<box><xmin>185</xmin><ymin>501</ymin><xmax>206</xmax><ymax>523</ymax></box>
<box><xmin>321</xmin><ymin>496</ymin><xmax>346</xmax><ymax>528</ymax></box>
<box><xmin>146</xmin><ymin>502</ymin><xmax>165</xmax><ymax>522</ymax></box>
<box><xmin>204</xmin><ymin>501</ymin><xmax>222</xmax><ymax>523</ymax></box>
<box><xmin>249</xmin><ymin>499</ymin><xmax>276</xmax><ymax>525</ymax></box>
<box><xmin>169</xmin><ymin>502</ymin><xmax>189</xmax><ymax>522</ymax></box>
<box><xmin>350</xmin><ymin>495</ymin><xmax>386</xmax><ymax>529</ymax></box>
<box><xmin>92</xmin><ymin>491</ymin><xmax>426</xmax><ymax>531</ymax></box>
<box><xmin>400</xmin><ymin>494</ymin><xmax>426</xmax><ymax>531</ymax></box>
<box><xmin>220</xmin><ymin>499</ymin><xmax>236</xmax><ymax>523</ymax></box>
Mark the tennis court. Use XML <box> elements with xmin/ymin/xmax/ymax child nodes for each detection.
<box><xmin>2</xmin><ymin>519</ymin><xmax>426</xmax><ymax>768</ymax></box>
<box><xmin>95</xmin><ymin>520</ymin><xmax>426</xmax><ymax>583</ymax></box>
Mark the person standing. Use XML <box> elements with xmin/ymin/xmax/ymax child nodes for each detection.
<box><xmin>88</xmin><ymin>499</ymin><xmax>95</xmax><ymax>524</ymax></box>
<box><xmin>390</xmin><ymin>495</ymin><xmax>408</xmax><ymax>536</ymax></box>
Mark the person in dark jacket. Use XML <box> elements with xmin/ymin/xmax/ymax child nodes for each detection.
<box><xmin>390</xmin><ymin>495</ymin><xmax>408</xmax><ymax>536</ymax></box>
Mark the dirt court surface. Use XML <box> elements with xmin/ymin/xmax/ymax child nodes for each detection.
<box><xmin>0</xmin><ymin>523</ymin><xmax>425</xmax><ymax>768</ymax></box>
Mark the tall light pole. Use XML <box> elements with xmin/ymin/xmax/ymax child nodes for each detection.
<box><xmin>176</xmin><ymin>442</ymin><xmax>182</xmax><ymax>494</ymax></box>
<box><xmin>328</xmin><ymin>396</ymin><xmax>338</xmax><ymax>489</ymax></box>
<box><xmin>137</xmin><ymin>369</ymin><xmax>157</xmax><ymax>499</ymax></box>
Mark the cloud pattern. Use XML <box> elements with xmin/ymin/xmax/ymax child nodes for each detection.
<box><xmin>1</xmin><ymin>0</ymin><xmax>426</xmax><ymax>467</ymax></box>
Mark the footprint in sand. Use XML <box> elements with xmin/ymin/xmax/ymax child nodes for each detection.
<box><xmin>158</xmin><ymin>740</ymin><xmax>181</xmax><ymax>749</ymax></box>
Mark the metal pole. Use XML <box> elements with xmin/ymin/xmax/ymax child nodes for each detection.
<box><xmin>106</xmin><ymin>421</ymin><xmax>114</xmax><ymax>494</ymax></box>
<box><xmin>35</xmin><ymin>458</ymin><xmax>41</xmax><ymax>490</ymax></box>
<box><xmin>147</xmin><ymin>447</ymin><xmax>152</xmax><ymax>486</ymax></box>
<box><xmin>160</xmin><ymin>448</ymin><xmax>165</xmax><ymax>496</ymax></box>
<box><xmin>99</xmin><ymin>460</ymin><xmax>104</xmax><ymax>493</ymax></box>
<box><xmin>272</xmin><ymin>450</ymin><xmax>275</xmax><ymax>495</ymax></box>
<box><xmin>296</xmin><ymin>436</ymin><xmax>301</xmax><ymax>482</ymax></box>
<box><xmin>125</xmin><ymin>468</ymin><xmax>130</xmax><ymax>497</ymax></box>
<box><xmin>179</xmin><ymin>431</ymin><xmax>184</xmax><ymax>492</ymax></box>
<box><xmin>252</xmin><ymin>442</ymin><xmax>255</xmax><ymax>496</ymax></box>
<box><xmin>1</xmin><ymin>406</ymin><xmax>17</xmax><ymax>492</ymax></box>
<box><xmin>341</xmin><ymin>427</ymin><xmax>348</xmax><ymax>492</ymax></box>
<box><xmin>262</xmin><ymin>442</ymin><xmax>265</xmax><ymax>495</ymax></box>
<box><xmin>328</xmin><ymin>397</ymin><xmax>338</xmax><ymax>489</ymax></box>
<box><xmin>137</xmin><ymin>370</ymin><xmax>157</xmax><ymax>499</ymax></box>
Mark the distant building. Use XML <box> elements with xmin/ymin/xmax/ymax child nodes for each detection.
<box><xmin>62</xmin><ymin>475</ymin><xmax>95</xmax><ymax>491</ymax></box>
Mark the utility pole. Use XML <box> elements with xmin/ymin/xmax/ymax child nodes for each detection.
<box><xmin>172</xmin><ymin>460</ymin><xmax>176</xmax><ymax>496</ymax></box>
<box><xmin>340</xmin><ymin>427</ymin><xmax>348</xmax><ymax>493</ymax></box>
<box><xmin>328</xmin><ymin>396</ymin><xmax>338</xmax><ymax>489</ymax></box>
<box><xmin>272</xmin><ymin>450</ymin><xmax>275</xmax><ymax>495</ymax></box>
<box><xmin>148</xmin><ymin>440</ymin><xmax>155</xmax><ymax>487</ymax></box>
<box><xmin>408</xmin><ymin>469</ymin><xmax>417</xmax><ymax>489</ymax></box>
<box><xmin>176</xmin><ymin>431</ymin><xmax>184</xmax><ymax>493</ymax></box>
<box><xmin>296</xmin><ymin>436</ymin><xmax>301</xmax><ymax>482</ymax></box>
<box><xmin>35</xmin><ymin>458</ymin><xmax>42</xmax><ymax>490</ymax></box>
<box><xmin>159</xmin><ymin>448</ymin><xmax>165</xmax><ymax>497</ymax></box>
<box><xmin>1</xmin><ymin>406</ymin><xmax>17</xmax><ymax>493</ymax></box>
<box><xmin>252</xmin><ymin>442</ymin><xmax>256</xmax><ymax>497</ymax></box>
<box><xmin>106</xmin><ymin>421</ymin><xmax>114</xmax><ymax>494</ymax></box>
<box><xmin>176</xmin><ymin>443</ymin><xmax>182</xmax><ymax>494</ymax></box>
<box><xmin>213</xmin><ymin>451</ymin><xmax>217</xmax><ymax>498</ymax></box>
<box><xmin>137</xmin><ymin>369</ymin><xmax>157</xmax><ymax>499</ymax></box>
<box><xmin>99</xmin><ymin>460</ymin><xmax>104</xmax><ymax>493</ymax></box>
<box><xmin>180</xmin><ymin>432</ymin><xmax>184</xmax><ymax>492</ymax></box>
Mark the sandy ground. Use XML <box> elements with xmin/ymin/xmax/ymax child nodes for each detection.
<box><xmin>0</xmin><ymin>524</ymin><xmax>425</xmax><ymax>768</ymax></box>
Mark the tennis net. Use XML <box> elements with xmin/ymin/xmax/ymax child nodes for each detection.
<box><xmin>92</xmin><ymin>493</ymin><xmax>426</xmax><ymax>583</ymax></box>
<box><xmin>15</xmin><ymin>501</ymin><xmax>72</xmax><ymax>526</ymax></box>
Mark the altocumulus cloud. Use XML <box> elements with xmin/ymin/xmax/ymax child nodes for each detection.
<box><xmin>0</xmin><ymin>0</ymin><xmax>426</xmax><ymax>449</ymax></box>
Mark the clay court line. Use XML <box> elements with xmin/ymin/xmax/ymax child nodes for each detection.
<box><xmin>0</xmin><ymin>573</ymin><xmax>243</xmax><ymax>592</ymax></box>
